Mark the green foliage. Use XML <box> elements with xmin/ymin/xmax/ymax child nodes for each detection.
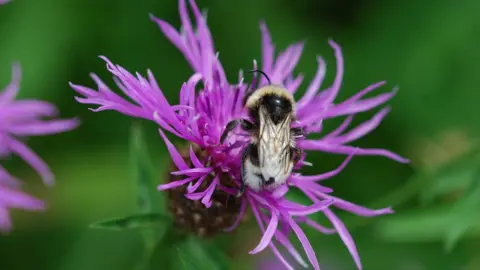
<box><xmin>89</xmin><ymin>213</ymin><xmax>172</xmax><ymax>231</ymax></box>
<box><xmin>444</xmin><ymin>175</ymin><xmax>480</xmax><ymax>252</ymax></box>
<box><xmin>1</xmin><ymin>0</ymin><xmax>479</xmax><ymax>269</ymax></box>
<box><xmin>85</xmin><ymin>123</ymin><xmax>229</xmax><ymax>270</ymax></box>
<box><xmin>420</xmin><ymin>144</ymin><xmax>480</xmax><ymax>205</ymax></box>
<box><xmin>130</xmin><ymin>122</ymin><xmax>164</xmax><ymax>213</ymax></box>
<box><xmin>172</xmin><ymin>237</ymin><xmax>229</xmax><ymax>270</ymax></box>
<box><xmin>375</xmin><ymin>146</ymin><xmax>480</xmax><ymax>252</ymax></box>
<box><xmin>176</xmin><ymin>248</ymin><xmax>199</xmax><ymax>270</ymax></box>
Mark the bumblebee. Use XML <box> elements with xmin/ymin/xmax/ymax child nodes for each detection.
<box><xmin>220</xmin><ymin>70</ymin><xmax>304</xmax><ymax>196</ymax></box>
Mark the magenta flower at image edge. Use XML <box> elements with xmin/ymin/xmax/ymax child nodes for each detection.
<box><xmin>0</xmin><ymin>64</ymin><xmax>79</xmax><ymax>232</ymax></box>
<box><xmin>69</xmin><ymin>0</ymin><xmax>409</xmax><ymax>269</ymax></box>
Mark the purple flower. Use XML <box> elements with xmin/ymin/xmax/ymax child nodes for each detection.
<box><xmin>70</xmin><ymin>0</ymin><xmax>408</xmax><ymax>269</ymax></box>
<box><xmin>0</xmin><ymin>64</ymin><xmax>79</xmax><ymax>232</ymax></box>
<box><xmin>0</xmin><ymin>0</ymin><xmax>11</xmax><ymax>5</ymax></box>
<box><xmin>0</xmin><ymin>184</ymin><xmax>45</xmax><ymax>233</ymax></box>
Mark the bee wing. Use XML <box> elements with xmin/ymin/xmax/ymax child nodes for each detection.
<box><xmin>258</xmin><ymin>108</ymin><xmax>269</xmax><ymax>167</ymax></box>
<box><xmin>279</xmin><ymin>117</ymin><xmax>291</xmax><ymax>174</ymax></box>
<box><xmin>274</xmin><ymin>116</ymin><xmax>292</xmax><ymax>174</ymax></box>
<box><xmin>280</xmin><ymin>144</ymin><xmax>291</xmax><ymax>174</ymax></box>
<box><xmin>258</xmin><ymin>109</ymin><xmax>292</xmax><ymax>173</ymax></box>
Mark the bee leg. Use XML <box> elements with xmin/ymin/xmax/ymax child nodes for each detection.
<box><xmin>291</xmin><ymin>146</ymin><xmax>304</xmax><ymax>166</ymax></box>
<box><xmin>220</xmin><ymin>119</ymin><xmax>256</xmax><ymax>144</ymax></box>
<box><xmin>237</xmin><ymin>144</ymin><xmax>252</xmax><ymax>197</ymax></box>
<box><xmin>291</xmin><ymin>127</ymin><xmax>306</xmax><ymax>138</ymax></box>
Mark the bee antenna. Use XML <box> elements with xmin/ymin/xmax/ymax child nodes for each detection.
<box><xmin>248</xmin><ymin>69</ymin><xmax>271</xmax><ymax>85</ymax></box>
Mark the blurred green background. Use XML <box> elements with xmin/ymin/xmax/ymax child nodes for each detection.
<box><xmin>0</xmin><ymin>0</ymin><xmax>479</xmax><ymax>269</ymax></box>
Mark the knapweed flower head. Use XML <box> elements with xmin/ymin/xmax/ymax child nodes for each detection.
<box><xmin>70</xmin><ymin>0</ymin><xmax>408</xmax><ymax>269</ymax></box>
<box><xmin>0</xmin><ymin>64</ymin><xmax>79</xmax><ymax>232</ymax></box>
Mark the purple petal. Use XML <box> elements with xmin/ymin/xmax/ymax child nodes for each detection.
<box><xmin>157</xmin><ymin>177</ymin><xmax>196</xmax><ymax>191</ymax></box>
<box><xmin>70</xmin><ymin>79</ymin><xmax>146</xmax><ymax>119</ymax></box>
<box><xmin>153</xmin><ymin>112</ymin><xmax>183</xmax><ymax>138</ymax></box>
<box><xmin>7</xmin><ymin>118</ymin><xmax>80</xmax><ymax>136</ymax></box>
<box><xmin>328</xmin><ymin>107</ymin><xmax>390</xmax><ymax>144</ymax></box>
<box><xmin>248</xmin><ymin>61</ymin><xmax>258</xmax><ymax>92</ymax></box>
<box><xmin>259</xmin><ymin>211</ymin><xmax>308</xmax><ymax>268</ymax></box>
<box><xmin>0</xmin><ymin>207</ymin><xmax>12</xmax><ymax>233</ymax></box>
<box><xmin>283</xmin><ymin>199</ymin><xmax>334</xmax><ymax>216</ymax></box>
<box><xmin>296</xmin><ymin>216</ymin><xmax>336</xmax><ymax>234</ymax></box>
<box><xmin>248</xmin><ymin>197</ymin><xmax>294</xmax><ymax>270</ymax></box>
<box><xmin>284</xmin><ymin>214</ymin><xmax>321</xmax><ymax>270</ymax></box>
<box><xmin>189</xmin><ymin>145</ymin><xmax>203</xmax><ymax>168</ymax></box>
<box><xmin>0</xmin><ymin>186</ymin><xmax>45</xmax><ymax>210</ymax></box>
<box><xmin>298</xmin><ymin>140</ymin><xmax>409</xmax><ymax>163</ymax></box>
<box><xmin>297</xmin><ymin>56</ymin><xmax>326</xmax><ymax>108</ymax></box>
<box><xmin>296</xmin><ymin>106</ymin><xmax>328</xmax><ymax>130</ymax></box>
<box><xmin>274</xmin><ymin>229</ymin><xmax>309</xmax><ymax>268</ymax></box>
<box><xmin>158</xmin><ymin>129</ymin><xmax>189</xmax><ymax>170</ymax></box>
<box><xmin>188</xmin><ymin>0</ymin><xmax>218</xmax><ymax>82</ymax></box>
<box><xmin>1</xmin><ymin>100</ymin><xmax>58</xmax><ymax>119</ymax></box>
<box><xmin>323</xmin><ymin>208</ymin><xmax>362</xmax><ymax>270</ymax></box>
<box><xmin>185</xmin><ymin>191</ymin><xmax>205</xmax><ymax>200</ymax></box>
<box><xmin>268</xmin><ymin>240</ymin><xmax>294</xmax><ymax>270</ymax></box>
<box><xmin>321</xmin><ymin>40</ymin><xmax>344</xmax><ymax>107</ymax></box>
<box><xmin>0</xmin><ymin>166</ymin><xmax>20</xmax><ymax>187</ymax></box>
<box><xmin>271</xmin><ymin>184</ymin><xmax>289</xmax><ymax>198</ymax></box>
<box><xmin>200</xmin><ymin>175</ymin><xmax>218</xmax><ymax>207</ymax></box>
<box><xmin>271</xmin><ymin>42</ymin><xmax>304</xmax><ymax>84</ymax></box>
<box><xmin>0</xmin><ymin>63</ymin><xmax>21</xmax><ymax>105</ymax></box>
<box><xmin>296</xmin><ymin>182</ymin><xmax>332</xmax><ymax>193</ymax></box>
<box><xmin>327</xmin><ymin>81</ymin><xmax>386</xmax><ymax>114</ymax></box>
<box><xmin>223</xmin><ymin>197</ymin><xmax>247</xmax><ymax>232</ymax></box>
<box><xmin>179</xmin><ymin>0</ymin><xmax>200</xmax><ymax>60</ymax></box>
<box><xmin>260</xmin><ymin>21</ymin><xmax>275</xmax><ymax>83</ymax></box>
<box><xmin>186</xmin><ymin>174</ymin><xmax>207</xmax><ymax>193</ymax></box>
<box><xmin>170</xmin><ymin>167</ymin><xmax>212</xmax><ymax>177</ymax></box>
<box><xmin>292</xmin><ymin>152</ymin><xmax>355</xmax><ymax>182</ymax></box>
<box><xmin>8</xmin><ymin>138</ymin><xmax>53</xmax><ymax>186</ymax></box>
<box><xmin>326</xmin><ymin>87</ymin><xmax>398</xmax><ymax>118</ymax></box>
<box><xmin>249</xmin><ymin>211</ymin><xmax>279</xmax><ymax>254</ymax></box>
<box><xmin>313</xmin><ymin>191</ymin><xmax>394</xmax><ymax>217</ymax></box>
<box><xmin>181</xmin><ymin>73</ymin><xmax>202</xmax><ymax>107</ymax></box>
<box><xmin>322</xmin><ymin>115</ymin><xmax>354</xmax><ymax>140</ymax></box>
<box><xmin>248</xmin><ymin>191</ymin><xmax>271</xmax><ymax>207</ymax></box>
<box><xmin>285</xmin><ymin>74</ymin><xmax>304</xmax><ymax>94</ymax></box>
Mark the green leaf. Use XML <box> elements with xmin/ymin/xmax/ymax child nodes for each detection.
<box><xmin>129</xmin><ymin>123</ymin><xmax>173</xmax><ymax>269</ymax></box>
<box><xmin>444</xmin><ymin>170</ymin><xmax>480</xmax><ymax>252</ymax></box>
<box><xmin>375</xmin><ymin>203</ymin><xmax>480</xmax><ymax>243</ymax></box>
<box><xmin>420</xmin><ymin>144</ymin><xmax>480</xmax><ymax>205</ymax></box>
<box><xmin>374</xmin><ymin>151</ymin><xmax>480</xmax><ymax>249</ymax></box>
<box><xmin>173</xmin><ymin>237</ymin><xmax>229</xmax><ymax>270</ymax></box>
<box><xmin>176</xmin><ymin>248</ymin><xmax>199</xmax><ymax>270</ymax></box>
<box><xmin>201</xmin><ymin>240</ymin><xmax>231</xmax><ymax>270</ymax></box>
<box><xmin>130</xmin><ymin>122</ymin><xmax>164</xmax><ymax>213</ymax></box>
<box><xmin>89</xmin><ymin>213</ymin><xmax>172</xmax><ymax>231</ymax></box>
<box><xmin>375</xmin><ymin>206</ymin><xmax>457</xmax><ymax>242</ymax></box>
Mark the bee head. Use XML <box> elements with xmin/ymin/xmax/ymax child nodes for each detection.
<box><xmin>261</xmin><ymin>93</ymin><xmax>293</xmax><ymax>124</ymax></box>
<box><xmin>244</xmin><ymin>70</ymin><xmax>296</xmax><ymax>124</ymax></box>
